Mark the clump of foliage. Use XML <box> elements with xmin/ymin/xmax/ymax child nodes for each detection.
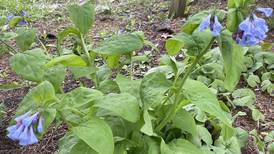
<box><xmin>2</xmin><ymin>0</ymin><xmax>273</xmax><ymax>154</ymax></box>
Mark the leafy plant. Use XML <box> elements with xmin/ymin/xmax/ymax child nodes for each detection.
<box><xmin>5</xmin><ymin>0</ymin><xmax>273</xmax><ymax>153</ymax></box>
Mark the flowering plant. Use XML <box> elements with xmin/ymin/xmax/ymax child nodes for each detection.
<box><xmin>6</xmin><ymin>0</ymin><xmax>273</xmax><ymax>153</ymax></box>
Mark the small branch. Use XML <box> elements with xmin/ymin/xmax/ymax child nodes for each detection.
<box><xmin>0</xmin><ymin>39</ymin><xmax>17</xmax><ymax>54</ymax></box>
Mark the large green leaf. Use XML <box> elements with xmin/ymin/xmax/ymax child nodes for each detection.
<box><xmin>72</xmin><ymin>118</ymin><xmax>114</xmax><ymax>154</ymax></box>
<box><xmin>60</xmin><ymin>87</ymin><xmax>103</xmax><ymax>125</ymax></box>
<box><xmin>58</xmin><ymin>133</ymin><xmax>79</xmax><ymax>154</ymax></box>
<box><xmin>46</xmin><ymin>54</ymin><xmax>87</xmax><ymax>67</ymax></box>
<box><xmin>10</xmin><ymin>48</ymin><xmax>49</xmax><ymax>82</ymax></box>
<box><xmin>68</xmin><ymin>2</ymin><xmax>95</xmax><ymax>35</ymax></box>
<box><xmin>226</xmin><ymin>9</ymin><xmax>244</xmax><ymax>32</ymax></box>
<box><xmin>232</xmin><ymin>88</ymin><xmax>255</xmax><ymax>107</ymax></box>
<box><xmin>95</xmin><ymin>93</ymin><xmax>140</xmax><ymax>123</ymax></box>
<box><xmin>172</xmin><ymin>109</ymin><xmax>197</xmax><ymax>137</ymax></box>
<box><xmin>183</xmin><ymin>79</ymin><xmax>231</xmax><ymax>126</ymax></box>
<box><xmin>15</xmin><ymin>27</ymin><xmax>37</xmax><ymax>51</ymax></box>
<box><xmin>15</xmin><ymin>81</ymin><xmax>56</xmax><ymax>116</ymax></box>
<box><xmin>70</xmin><ymin>140</ymin><xmax>97</xmax><ymax>154</ymax></box>
<box><xmin>69</xmin><ymin>66</ymin><xmax>96</xmax><ymax>80</ymax></box>
<box><xmin>93</xmin><ymin>33</ymin><xmax>143</xmax><ymax>55</ymax></box>
<box><xmin>161</xmin><ymin>139</ymin><xmax>205</xmax><ymax>154</ymax></box>
<box><xmin>115</xmin><ymin>75</ymin><xmax>142</xmax><ymax>102</ymax></box>
<box><xmin>140</xmin><ymin>72</ymin><xmax>171</xmax><ymax>109</ymax></box>
<box><xmin>43</xmin><ymin>65</ymin><xmax>66</xmax><ymax>92</ymax></box>
<box><xmin>219</xmin><ymin>30</ymin><xmax>245</xmax><ymax>91</ymax></box>
<box><xmin>98</xmin><ymin>80</ymin><xmax>120</xmax><ymax>94</ymax></box>
<box><xmin>165</xmin><ymin>32</ymin><xmax>197</xmax><ymax>56</ymax></box>
<box><xmin>61</xmin><ymin>87</ymin><xmax>103</xmax><ymax>107</ymax></box>
<box><xmin>57</xmin><ymin>27</ymin><xmax>81</xmax><ymax>54</ymax></box>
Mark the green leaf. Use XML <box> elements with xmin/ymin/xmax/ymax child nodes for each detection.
<box><xmin>95</xmin><ymin>93</ymin><xmax>140</xmax><ymax>123</ymax></box>
<box><xmin>116</xmin><ymin>75</ymin><xmax>142</xmax><ymax>102</ymax></box>
<box><xmin>181</xmin><ymin>11</ymin><xmax>209</xmax><ymax>34</ymax></box>
<box><xmin>267</xmin><ymin>142</ymin><xmax>274</xmax><ymax>154</ymax></box>
<box><xmin>10</xmin><ymin>48</ymin><xmax>49</xmax><ymax>82</ymax></box>
<box><xmin>15</xmin><ymin>81</ymin><xmax>56</xmax><ymax>117</ymax></box>
<box><xmin>165</xmin><ymin>32</ymin><xmax>197</xmax><ymax>56</ymax></box>
<box><xmin>161</xmin><ymin>139</ymin><xmax>205</xmax><ymax>154</ymax></box>
<box><xmin>235</xmin><ymin>127</ymin><xmax>248</xmax><ymax>148</ymax></box>
<box><xmin>197</xmin><ymin>125</ymin><xmax>212</xmax><ymax>145</ymax></box>
<box><xmin>15</xmin><ymin>27</ymin><xmax>37</xmax><ymax>51</ymax></box>
<box><xmin>57</xmin><ymin>27</ymin><xmax>81</xmax><ymax>54</ymax></box>
<box><xmin>70</xmin><ymin>140</ymin><xmax>97</xmax><ymax>154</ymax></box>
<box><xmin>72</xmin><ymin>118</ymin><xmax>114</xmax><ymax>154</ymax></box>
<box><xmin>44</xmin><ymin>65</ymin><xmax>66</xmax><ymax>92</ymax></box>
<box><xmin>96</xmin><ymin>65</ymin><xmax>112</xmax><ymax>84</ymax></box>
<box><xmin>8</xmin><ymin>16</ymin><xmax>23</xmax><ymax>28</ymax></box>
<box><xmin>221</xmin><ymin>125</ymin><xmax>235</xmax><ymax>141</ymax></box>
<box><xmin>172</xmin><ymin>109</ymin><xmax>197</xmax><ymax>137</ymax></box>
<box><xmin>60</xmin><ymin>87</ymin><xmax>103</xmax><ymax>125</ymax></box>
<box><xmin>98</xmin><ymin>79</ymin><xmax>120</xmax><ymax>94</ymax></box>
<box><xmin>0</xmin><ymin>32</ymin><xmax>17</xmax><ymax>41</ymax></box>
<box><xmin>265</xmin><ymin>130</ymin><xmax>274</xmax><ymax>142</ymax></box>
<box><xmin>191</xmin><ymin>30</ymin><xmax>213</xmax><ymax>53</ymax></box>
<box><xmin>70</xmin><ymin>66</ymin><xmax>96</xmax><ymax>80</ymax></box>
<box><xmin>232</xmin><ymin>88</ymin><xmax>255</xmax><ymax>107</ymax></box>
<box><xmin>261</xmin><ymin>80</ymin><xmax>274</xmax><ymax>96</ymax></box>
<box><xmin>140</xmin><ymin>72</ymin><xmax>171</xmax><ymax>109</ymax></box>
<box><xmin>219</xmin><ymin>30</ymin><xmax>245</xmax><ymax>91</ymax></box>
<box><xmin>140</xmin><ymin>110</ymin><xmax>154</xmax><ymax>136</ymax></box>
<box><xmin>251</xmin><ymin>108</ymin><xmax>265</xmax><ymax>122</ymax></box>
<box><xmin>46</xmin><ymin>54</ymin><xmax>87</xmax><ymax>67</ymax></box>
<box><xmin>68</xmin><ymin>2</ymin><xmax>95</xmax><ymax>35</ymax></box>
<box><xmin>226</xmin><ymin>9</ymin><xmax>244</xmax><ymax>32</ymax></box>
<box><xmin>183</xmin><ymin>79</ymin><xmax>231</xmax><ymax>126</ymax></box>
<box><xmin>215</xmin><ymin>137</ymin><xmax>241</xmax><ymax>154</ymax></box>
<box><xmin>58</xmin><ymin>133</ymin><xmax>79</xmax><ymax>154</ymax></box>
<box><xmin>40</xmin><ymin>108</ymin><xmax>56</xmax><ymax>135</ymax></box>
<box><xmin>105</xmin><ymin>55</ymin><xmax>120</xmax><ymax>68</ymax></box>
<box><xmin>93</xmin><ymin>33</ymin><xmax>143</xmax><ymax>55</ymax></box>
<box><xmin>247</xmin><ymin>74</ymin><xmax>260</xmax><ymax>88</ymax></box>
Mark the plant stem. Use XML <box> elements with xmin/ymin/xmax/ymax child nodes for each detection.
<box><xmin>80</xmin><ymin>34</ymin><xmax>92</xmax><ymax>66</ymax></box>
<box><xmin>0</xmin><ymin>39</ymin><xmax>17</xmax><ymax>54</ymax></box>
<box><xmin>155</xmin><ymin>38</ymin><xmax>215</xmax><ymax>132</ymax></box>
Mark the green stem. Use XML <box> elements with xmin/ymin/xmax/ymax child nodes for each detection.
<box><xmin>0</xmin><ymin>39</ymin><xmax>17</xmax><ymax>54</ymax></box>
<box><xmin>130</xmin><ymin>54</ymin><xmax>134</xmax><ymax>80</ymax></box>
<box><xmin>80</xmin><ymin>34</ymin><xmax>92</xmax><ymax>66</ymax></box>
<box><xmin>155</xmin><ymin>38</ymin><xmax>215</xmax><ymax>132</ymax></box>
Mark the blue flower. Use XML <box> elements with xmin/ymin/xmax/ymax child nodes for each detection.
<box><xmin>21</xmin><ymin>11</ymin><xmax>27</xmax><ymax>17</ymax></box>
<box><xmin>257</xmin><ymin>7</ymin><xmax>273</xmax><ymax>17</ymax></box>
<box><xmin>37</xmin><ymin>117</ymin><xmax>44</xmax><ymax>133</ymax></box>
<box><xmin>18</xmin><ymin>20</ymin><xmax>27</xmax><ymax>26</ymax></box>
<box><xmin>198</xmin><ymin>14</ymin><xmax>222</xmax><ymax>36</ymax></box>
<box><xmin>234</xmin><ymin>14</ymin><xmax>269</xmax><ymax>46</ymax></box>
<box><xmin>7</xmin><ymin>124</ymin><xmax>24</xmax><ymax>140</ymax></box>
<box><xmin>198</xmin><ymin>15</ymin><xmax>211</xmax><ymax>31</ymax></box>
<box><xmin>22</xmin><ymin>112</ymin><xmax>39</xmax><ymax>127</ymax></box>
<box><xmin>15</xmin><ymin>111</ymin><xmax>31</xmax><ymax>122</ymax></box>
<box><xmin>7</xmin><ymin>111</ymin><xmax>41</xmax><ymax>146</ymax></box>
<box><xmin>7</xmin><ymin>14</ymin><xmax>14</xmax><ymax>21</ymax></box>
<box><xmin>19</xmin><ymin>126</ymin><xmax>38</xmax><ymax>146</ymax></box>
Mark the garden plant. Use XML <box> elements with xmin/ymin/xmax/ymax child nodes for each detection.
<box><xmin>0</xmin><ymin>0</ymin><xmax>273</xmax><ymax>154</ymax></box>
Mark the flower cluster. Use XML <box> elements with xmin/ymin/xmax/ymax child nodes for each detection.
<box><xmin>7</xmin><ymin>10</ymin><xmax>28</xmax><ymax>26</ymax></box>
<box><xmin>7</xmin><ymin>111</ymin><xmax>44</xmax><ymax>146</ymax></box>
<box><xmin>233</xmin><ymin>7</ymin><xmax>273</xmax><ymax>46</ymax></box>
<box><xmin>198</xmin><ymin>14</ymin><xmax>222</xmax><ymax>36</ymax></box>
